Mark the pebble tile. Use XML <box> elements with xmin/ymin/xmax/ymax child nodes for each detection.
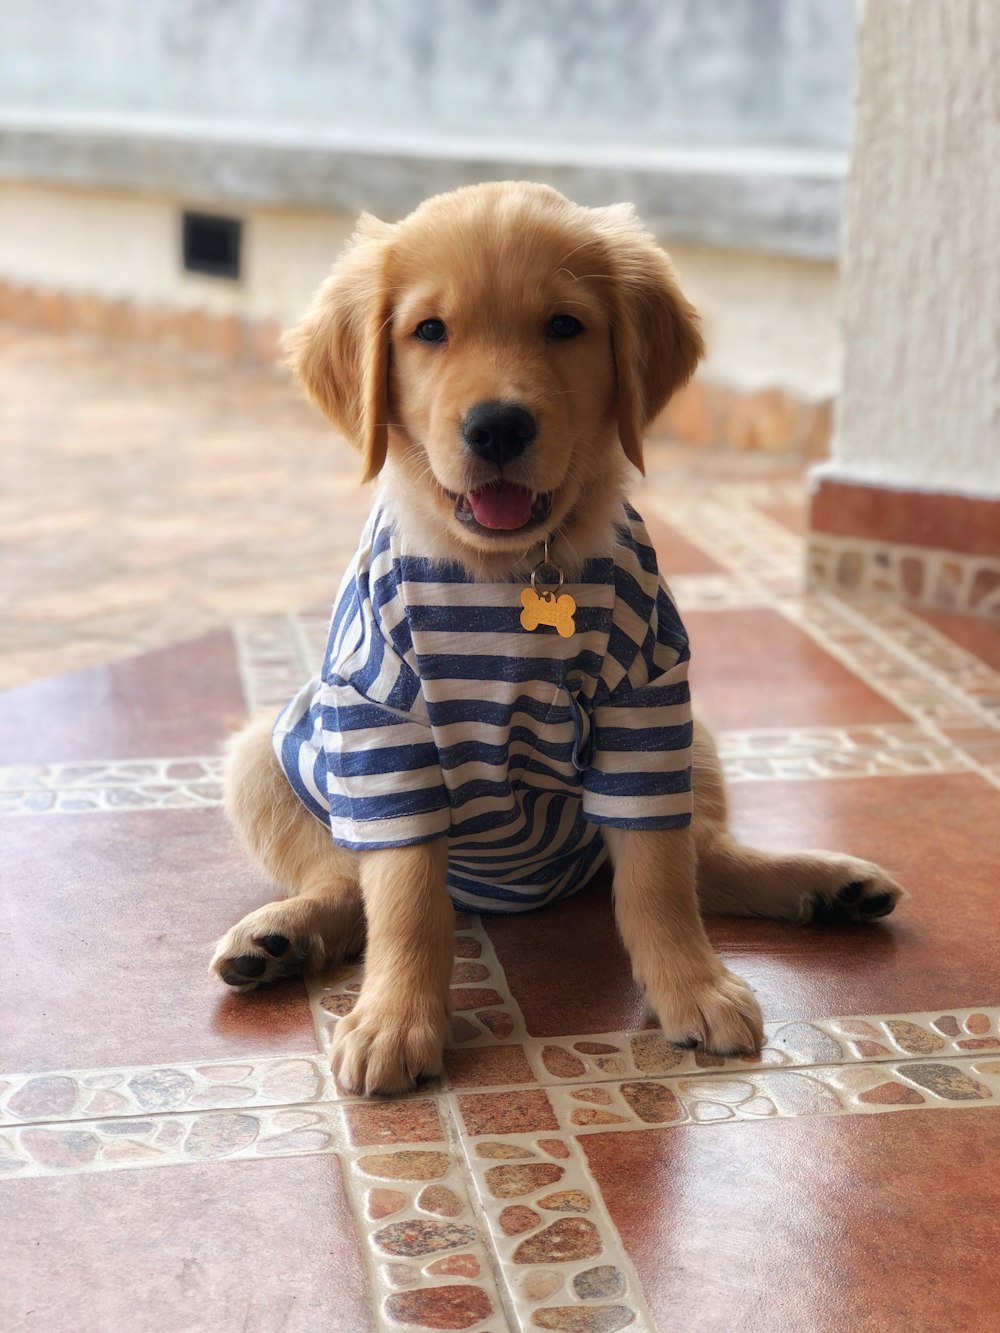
<box><xmin>542</xmin><ymin>1046</ymin><xmax>588</xmax><ymax>1079</ymax></box>
<box><xmin>485</xmin><ymin>1163</ymin><xmax>564</xmax><ymax>1198</ymax></box>
<box><xmin>385</xmin><ymin>1284</ymin><xmax>493</xmax><ymax>1328</ymax></box>
<box><xmin>902</xmin><ymin>1064</ymin><xmax>992</xmax><ymax>1100</ymax></box>
<box><xmin>374</xmin><ymin>1220</ymin><xmax>478</xmax><ymax>1257</ymax></box>
<box><xmin>357</xmin><ymin>1151</ymin><xmax>450</xmax><ymax>1181</ymax></box>
<box><xmin>475</xmin><ymin>1141</ymin><xmax>536</xmax><ymax>1160</ymax></box>
<box><xmin>531</xmin><ymin>1305</ymin><xmax>635</xmax><ymax>1330</ymax></box>
<box><xmin>513</xmin><ymin>1218</ymin><xmax>603</xmax><ymax>1264</ymax></box>
<box><xmin>368</xmin><ymin>1188</ymin><xmax>407</xmax><ymax>1220</ymax></box>
<box><xmin>418</xmin><ymin>1185</ymin><xmax>463</xmax><ymax>1217</ymax></box>
<box><xmin>501</xmin><ymin>1205</ymin><xmax>543</xmax><ymax>1235</ymax></box>
<box><xmin>537</xmin><ymin>1190</ymin><xmax>592</xmax><ymax>1213</ymax></box>
<box><xmin>619</xmin><ymin>1083</ymin><xmax>683</xmax><ymax>1125</ymax></box>
<box><xmin>520</xmin><ymin>1271</ymin><xmax>564</xmax><ymax>1301</ymax></box>
<box><xmin>426</xmin><ymin>1254</ymin><xmax>481</xmax><ymax>1277</ymax></box>
<box><xmin>574</xmin><ymin>1266</ymin><xmax>626</xmax><ymax>1299</ymax></box>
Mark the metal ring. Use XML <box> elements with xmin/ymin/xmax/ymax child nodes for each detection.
<box><xmin>530</xmin><ymin>561</ymin><xmax>564</xmax><ymax>594</ymax></box>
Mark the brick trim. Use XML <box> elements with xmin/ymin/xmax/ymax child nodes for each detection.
<box><xmin>0</xmin><ymin>278</ymin><xmax>282</xmax><ymax>365</ymax></box>
<box><xmin>811</xmin><ymin>476</ymin><xmax>1000</xmax><ymax>559</ymax></box>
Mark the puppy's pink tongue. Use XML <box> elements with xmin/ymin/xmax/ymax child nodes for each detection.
<box><xmin>468</xmin><ymin>482</ymin><xmax>534</xmax><ymax>530</ymax></box>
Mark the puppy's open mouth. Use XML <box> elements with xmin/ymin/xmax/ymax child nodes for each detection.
<box><xmin>451</xmin><ymin>482</ymin><xmax>553</xmax><ymax>534</ymax></box>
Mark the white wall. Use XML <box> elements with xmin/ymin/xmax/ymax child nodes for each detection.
<box><xmin>0</xmin><ymin>183</ymin><xmax>352</xmax><ymax>320</ymax></box>
<box><xmin>823</xmin><ymin>0</ymin><xmax>999</xmax><ymax>499</ymax></box>
<box><xmin>0</xmin><ymin>181</ymin><xmax>839</xmax><ymax>396</ymax></box>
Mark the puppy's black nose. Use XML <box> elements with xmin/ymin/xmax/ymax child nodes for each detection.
<box><xmin>462</xmin><ymin>401</ymin><xmax>537</xmax><ymax>468</ymax></box>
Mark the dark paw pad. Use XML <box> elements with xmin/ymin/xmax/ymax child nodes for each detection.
<box><xmin>258</xmin><ymin>933</ymin><xmax>290</xmax><ymax>957</ymax></box>
<box><xmin>809</xmin><ymin>893</ymin><xmax>848</xmax><ymax>925</ymax></box>
<box><xmin>838</xmin><ymin>881</ymin><xmax>865</xmax><ymax>905</ymax></box>
<box><xmin>810</xmin><ymin>881</ymin><xmax>898</xmax><ymax>925</ymax></box>
<box><xmin>859</xmin><ymin>891</ymin><xmax>896</xmax><ymax>918</ymax></box>
<box><xmin>229</xmin><ymin>954</ymin><xmax>267</xmax><ymax>979</ymax></box>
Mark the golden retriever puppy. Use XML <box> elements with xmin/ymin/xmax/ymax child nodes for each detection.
<box><xmin>212</xmin><ymin>182</ymin><xmax>904</xmax><ymax>1096</ymax></box>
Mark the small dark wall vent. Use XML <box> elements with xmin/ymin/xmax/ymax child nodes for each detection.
<box><xmin>182</xmin><ymin>210</ymin><xmax>242</xmax><ymax>280</ymax></box>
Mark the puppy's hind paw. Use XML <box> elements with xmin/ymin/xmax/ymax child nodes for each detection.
<box><xmin>807</xmin><ymin>859</ymin><xmax>907</xmax><ymax>925</ymax></box>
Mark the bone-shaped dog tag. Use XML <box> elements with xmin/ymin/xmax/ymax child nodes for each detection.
<box><xmin>520</xmin><ymin>587</ymin><xmax>577</xmax><ymax>638</ymax></box>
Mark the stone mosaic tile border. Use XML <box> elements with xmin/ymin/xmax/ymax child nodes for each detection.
<box><xmin>0</xmin><ymin>1055</ymin><xmax>332</xmax><ymax>1127</ymax></box>
<box><xmin>662</xmin><ymin>573</ymin><xmax>769</xmax><ymax>611</ymax></box>
<box><xmin>807</xmin><ymin>532</ymin><xmax>1000</xmax><ymax>620</ymax></box>
<box><xmin>232</xmin><ymin>609</ymin><xmax>330</xmax><ymax>713</ymax></box>
<box><xmin>340</xmin><ymin>1123</ymin><xmax>506</xmax><ymax>1333</ymax></box>
<box><xmin>843</xmin><ymin>596</ymin><xmax>1000</xmax><ymax>725</ymax></box>
<box><xmin>716</xmin><ymin>721</ymin><xmax>972</xmax><ymax>782</ymax></box>
<box><xmin>0</xmin><ymin>755</ymin><xmax>225</xmax><ymax>815</ymax></box>
<box><xmin>546</xmin><ymin>1053</ymin><xmax>1000</xmax><ymax>1134</ymax></box>
<box><xmin>0</xmin><ymin>1102</ymin><xmax>346</xmax><ymax>1179</ymax></box>
<box><xmin>455</xmin><ymin>1119</ymin><xmax>653</xmax><ymax>1333</ymax></box>
<box><xmin>444</xmin><ymin>1007</ymin><xmax>1000</xmax><ymax>1093</ymax></box>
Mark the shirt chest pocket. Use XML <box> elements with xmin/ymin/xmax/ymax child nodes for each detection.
<box><xmin>511</xmin><ymin>679</ymin><xmax>593</xmax><ymax>790</ymax></box>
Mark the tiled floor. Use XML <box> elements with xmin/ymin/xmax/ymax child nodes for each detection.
<box><xmin>2</xmin><ymin>330</ymin><xmax>1000</xmax><ymax>1331</ymax></box>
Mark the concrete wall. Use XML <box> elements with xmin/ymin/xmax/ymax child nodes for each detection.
<box><xmin>825</xmin><ymin>0</ymin><xmax>999</xmax><ymax>498</ymax></box>
<box><xmin>0</xmin><ymin>0</ymin><xmax>852</xmax><ymax>149</ymax></box>
<box><xmin>0</xmin><ymin>1</ymin><xmax>853</xmax><ymax>258</ymax></box>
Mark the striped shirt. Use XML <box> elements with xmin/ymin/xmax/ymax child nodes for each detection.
<box><xmin>274</xmin><ymin>501</ymin><xmax>693</xmax><ymax>913</ymax></box>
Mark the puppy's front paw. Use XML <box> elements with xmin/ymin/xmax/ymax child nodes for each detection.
<box><xmin>649</xmin><ymin>966</ymin><xmax>763</xmax><ymax>1057</ymax></box>
<box><xmin>332</xmin><ymin>998</ymin><xmax>448</xmax><ymax>1097</ymax></box>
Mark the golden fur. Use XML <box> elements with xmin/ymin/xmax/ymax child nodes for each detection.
<box><xmin>213</xmin><ymin>182</ymin><xmax>904</xmax><ymax>1095</ymax></box>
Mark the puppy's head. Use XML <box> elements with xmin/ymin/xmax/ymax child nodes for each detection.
<box><xmin>287</xmin><ymin>182</ymin><xmax>702</xmax><ymax>568</ymax></box>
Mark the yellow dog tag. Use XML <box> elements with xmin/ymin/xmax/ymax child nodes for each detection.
<box><xmin>520</xmin><ymin>587</ymin><xmax>577</xmax><ymax>638</ymax></box>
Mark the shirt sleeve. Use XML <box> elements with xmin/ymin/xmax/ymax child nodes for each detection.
<box><xmin>319</xmin><ymin>676</ymin><xmax>451</xmax><ymax>850</ymax></box>
<box><xmin>319</xmin><ymin>570</ymin><xmax>451</xmax><ymax>849</ymax></box>
<box><xmin>582</xmin><ymin>585</ymin><xmax>693</xmax><ymax>830</ymax></box>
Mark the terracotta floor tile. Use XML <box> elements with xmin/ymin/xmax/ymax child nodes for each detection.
<box><xmin>720</xmin><ymin>772</ymin><xmax>1000</xmax><ymax>1018</ymax></box>
<box><xmin>914</xmin><ymin>608</ymin><xmax>1000</xmax><ymax>671</ymax></box>
<box><xmin>457</xmin><ymin>1089</ymin><xmax>558</xmax><ymax>1136</ymax></box>
<box><xmin>685</xmin><ymin>609</ymin><xmax>906</xmax><ymax>730</ymax></box>
<box><xmin>444</xmin><ymin>1044</ymin><xmax>538</xmax><ymax>1088</ymax></box>
<box><xmin>2</xmin><ymin>809</ymin><xmax>316</xmax><ymax>1073</ymax></box>
<box><xmin>584</xmin><ymin>1110</ymin><xmax>1000</xmax><ymax>1333</ymax></box>
<box><xmin>341</xmin><ymin>1098</ymin><xmax>444</xmax><ymax>1147</ymax></box>
<box><xmin>485</xmin><ymin>874</ymin><xmax>646</xmax><ymax>1039</ymax></box>
<box><xmin>0</xmin><ymin>632</ymin><xmax>246</xmax><ymax>763</ymax></box>
<box><xmin>487</xmin><ymin>773</ymin><xmax>999</xmax><ymax>1036</ymax></box>
<box><xmin>1</xmin><ymin>1154</ymin><xmax>372</xmax><ymax>1332</ymax></box>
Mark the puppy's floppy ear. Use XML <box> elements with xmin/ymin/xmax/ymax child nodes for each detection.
<box><xmin>594</xmin><ymin>204</ymin><xmax>704</xmax><ymax>475</ymax></box>
<box><xmin>285</xmin><ymin>214</ymin><xmax>395</xmax><ymax>483</ymax></box>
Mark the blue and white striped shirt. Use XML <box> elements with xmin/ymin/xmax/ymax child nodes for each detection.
<box><xmin>274</xmin><ymin>502</ymin><xmax>692</xmax><ymax>913</ymax></box>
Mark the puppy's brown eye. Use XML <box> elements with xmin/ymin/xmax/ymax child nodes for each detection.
<box><xmin>415</xmin><ymin>318</ymin><xmax>447</xmax><ymax>342</ymax></box>
<box><xmin>547</xmin><ymin>314</ymin><xmax>583</xmax><ymax>340</ymax></box>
